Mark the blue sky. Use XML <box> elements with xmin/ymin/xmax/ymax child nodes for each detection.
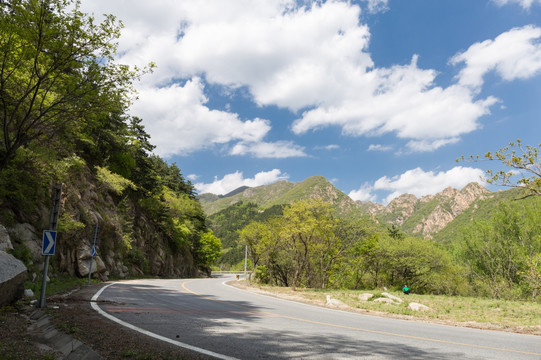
<box><xmin>80</xmin><ymin>0</ymin><xmax>541</xmax><ymax>204</ymax></box>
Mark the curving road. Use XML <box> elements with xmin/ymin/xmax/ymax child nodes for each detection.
<box><xmin>91</xmin><ymin>276</ymin><xmax>541</xmax><ymax>360</ymax></box>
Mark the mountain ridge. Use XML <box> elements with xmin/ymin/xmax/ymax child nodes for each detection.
<box><xmin>199</xmin><ymin>176</ymin><xmax>360</xmax><ymax>217</ymax></box>
<box><xmin>200</xmin><ymin>176</ymin><xmax>495</xmax><ymax>239</ymax></box>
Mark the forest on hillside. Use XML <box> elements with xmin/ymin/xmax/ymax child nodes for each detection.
<box><xmin>0</xmin><ymin>0</ymin><xmax>221</xmax><ymax>279</ymax></box>
<box><xmin>210</xmin><ymin>185</ymin><xmax>541</xmax><ymax>301</ymax></box>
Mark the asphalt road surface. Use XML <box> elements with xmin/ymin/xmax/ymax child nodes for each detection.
<box><xmin>91</xmin><ymin>276</ymin><xmax>541</xmax><ymax>359</ymax></box>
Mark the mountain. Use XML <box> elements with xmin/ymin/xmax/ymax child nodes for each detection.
<box><xmin>199</xmin><ymin>175</ymin><xmax>361</xmax><ymax>217</ymax></box>
<box><xmin>201</xmin><ymin>176</ymin><xmax>502</xmax><ymax>240</ymax></box>
<box><xmin>359</xmin><ymin>182</ymin><xmax>492</xmax><ymax>238</ymax></box>
<box><xmin>432</xmin><ymin>186</ymin><xmax>539</xmax><ymax>244</ymax></box>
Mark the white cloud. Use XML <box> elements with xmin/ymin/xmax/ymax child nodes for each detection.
<box><xmin>292</xmin><ymin>57</ymin><xmax>498</xmax><ymax>150</ymax></box>
<box><xmin>451</xmin><ymin>26</ymin><xmax>541</xmax><ymax>90</ymax></box>
<box><xmin>81</xmin><ymin>1</ymin><xmax>520</xmax><ymax>156</ymax></box>
<box><xmin>348</xmin><ymin>183</ymin><xmax>377</xmax><ymax>202</ymax></box>
<box><xmin>314</xmin><ymin>144</ymin><xmax>340</xmax><ymax>151</ymax></box>
<box><xmin>194</xmin><ymin>169</ymin><xmax>289</xmax><ymax>195</ymax></box>
<box><xmin>492</xmin><ymin>0</ymin><xmax>541</xmax><ymax>9</ymax></box>
<box><xmin>373</xmin><ymin>166</ymin><xmax>486</xmax><ymax>204</ymax></box>
<box><xmin>230</xmin><ymin>141</ymin><xmax>307</xmax><ymax>158</ymax></box>
<box><xmin>130</xmin><ymin>78</ymin><xmax>272</xmax><ymax>157</ymax></box>
<box><xmin>405</xmin><ymin>137</ymin><xmax>461</xmax><ymax>153</ymax></box>
<box><xmin>361</xmin><ymin>0</ymin><xmax>389</xmax><ymax>13</ymax></box>
<box><xmin>367</xmin><ymin>144</ymin><xmax>393</xmax><ymax>152</ymax></box>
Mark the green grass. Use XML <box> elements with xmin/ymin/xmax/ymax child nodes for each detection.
<box><xmin>24</xmin><ymin>273</ymin><xmax>98</xmax><ymax>299</ymax></box>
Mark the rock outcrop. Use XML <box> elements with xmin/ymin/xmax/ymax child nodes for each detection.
<box><xmin>0</xmin><ymin>251</ymin><xmax>27</xmax><ymax>306</ymax></box>
<box><xmin>356</xmin><ymin>182</ymin><xmax>491</xmax><ymax>238</ymax></box>
<box><xmin>0</xmin><ymin>225</ymin><xmax>13</xmax><ymax>252</ymax></box>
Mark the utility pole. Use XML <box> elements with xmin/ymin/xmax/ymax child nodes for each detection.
<box><xmin>38</xmin><ymin>184</ymin><xmax>62</xmax><ymax>308</ymax></box>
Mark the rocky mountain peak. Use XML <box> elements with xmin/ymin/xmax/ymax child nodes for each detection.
<box><xmin>384</xmin><ymin>193</ymin><xmax>418</xmax><ymax>226</ymax></box>
<box><xmin>356</xmin><ymin>182</ymin><xmax>491</xmax><ymax>238</ymax></box>
<box><xmin>412</xmin><ymin>182</ymin><xmax>490</xmax><ymax>238</ymax></box>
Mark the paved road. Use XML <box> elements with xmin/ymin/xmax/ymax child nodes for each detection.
<box><xmin>91</xmin><ymin>276</ymin><xmax>541</xmax><ymax>359</ymax></box>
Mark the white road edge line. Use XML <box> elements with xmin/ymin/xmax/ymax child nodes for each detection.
<box><xmin>90</xmin><ymin>282</ymin><xmax>239</xmax><ymax>360</ymax></box>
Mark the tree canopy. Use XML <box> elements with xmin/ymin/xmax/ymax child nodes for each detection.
<box><xmin>0</xmin><ymin>0</ymin><xmax>150</xmax><ymax>171</ymax></box>
<box><xmin>460</xmin><ymin>140</ymin><xmax>541</xmax><ymax>199</ymax></box>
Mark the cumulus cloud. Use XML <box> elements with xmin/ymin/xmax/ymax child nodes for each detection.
<box><xmin>492</xmin><ymin>0</ymin><xmax>541</xmax><ymax>9</ymax></box>
<box><xmin>80</xmin><ymin>1</ymin><xmax>539</xmax><ymax>157</ymax></box>
<box><xmin>230</xmin><ymin>141</ymin><xmax>307</xmax><ymax>158</ymax></box>
<box><xmin>130</xmin><ymin>78</ymin><xmax>271</xmax><ymax>157</ymax></box>
<box><xmin>348</xmin><ymin>183</ymin><xmax>377</xmax><ymax>202</ymax></box>
<box><xmin>349</xmin><ymin>166</ymin><xmax>486</xmax><ymax>204</ymax></box>
<box><xmin>374</xmin><ymin>166</ymin><xmax>486</xmax><ymax>204</ymax></box>
<box><xmin>194</xmin><ymin>169</ymin><xmax>289</xmax><ymax>195</ymax></box>
<box><xmin>451</xmin><ymin>26</ymin><xmax>541</xmax><ymax>90</ymax></box>
<box><xmin>361</xmin><ymin>0</ymin><xmax>389</xmax><ymax>13</ymax></box>
<box><xmin>367</xmin><ymin>144</ymin><xmax>393</xmax><ymax>152</ymax></box>
<box><xmin>292</xmin><ymin>56</ymin><xmax>499</xmax><ymax>151</ymax></box>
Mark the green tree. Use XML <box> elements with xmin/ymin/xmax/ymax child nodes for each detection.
<box><xmin>458</xmin><ymin>202</ymin><xmax>541</xmax><ymax>299</ymax></box>
<box><xmin>196</xmin><ymin>231</ymin><xmax>222</xmax><ymax>268</ymax></box>
<box><xmin>0</xmin><ymin>0</ymin><xmax>149</xmax><ymax>171</ymax></box>
<box><xmin>239</xmin><ymin>220</ymin><xmax>271</xmax><ymax>271</ymax></box>
<box><xmin>462</xmin><ymin>140</ymin><xmax>541</xmax><ymax>199</ymax></box>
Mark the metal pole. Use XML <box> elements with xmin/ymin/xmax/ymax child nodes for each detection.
<box><xmin>244</xmin><ymin>245</ymin><xmax>247</xmax><ymax>275</ymax></box>
<box><xmin>87</xmin><ymin>257</ymin><xmax>93</xmax><ymax>285</ymax></box>
<box><xmin>38</xmin><ymin>256</ymin><xmax>50</xmax><ymax>308</ymax></box>
<box><xmin>87</xmin><ymin>225</ymin><xmax>99</xmax><ymax>285</ymax></box>
<box><xmin>38</xmin><ymin>184</ymin><xmax>62</xmax><ymax>308</ymax></box>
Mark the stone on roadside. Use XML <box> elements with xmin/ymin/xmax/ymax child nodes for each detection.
<box><xmin>358</xmin><ymin>293</ymin><xmax>373</xmax><ymax>301</ymax></box>
<box><xmin>408</xmin><ymin>302</ymin><xmax>431</xmax><ymax>311</ymax></box>
<box><xmin>326</xmin><ymin>295</ymin><xmax>345</xmax><ymax>307</ymax></box>
<box><xmin>382</xmin><ymin>292</ymin><xmax>403</xmax><ymax>303</ymax></box>
<box><xmin>24</xmin><ymin>289</ymin><xmax>34</xmax><ymax>297</ymax></box>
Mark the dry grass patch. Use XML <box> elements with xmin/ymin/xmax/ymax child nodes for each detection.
<box><xmin>231</xmin><ymin>281</ymin><xmax>541</xmax><ymax>335</ymax></box>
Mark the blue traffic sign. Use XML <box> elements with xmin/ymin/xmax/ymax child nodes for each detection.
<box><xmin>42</xmin><ymin>230</ymin><xmax>57</xmax><ymax>255</ymax></box>
<box><xmin>91</xmin><ymin>245</ymin><xmax>97</xmax><ymax>257</ymax></box>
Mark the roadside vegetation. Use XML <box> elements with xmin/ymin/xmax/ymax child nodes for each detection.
<box><xmin>214</xmin><ymin>194</ymin><xmax>541</xmax><ymax>302</ymax></box>
<box><xmin>210</xmin><ymin>142</ymin><xmax>541</xmax><ymax>306</ymax></box>
<box><xmin>233</xmin><ymin>281</ymin><xmax>541</xmax><ymax>335</ymax></box>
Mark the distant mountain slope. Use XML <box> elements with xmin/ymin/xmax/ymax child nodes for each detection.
<box><xmin>432</xmin><ymin>187</ymin><xmax>539</xmax><ymax>244</ymax></box>
<box><xmin>357</xmin><ymin>182</ymin><xmax>492</xmax><ymax>238</ymax></box>
<box><xmin>200</xmin><ymin>175</ymin><xmax>528</xmax><ymax>241</ymax></box>
<box><xmin>199</xmin><ymin>176</ymin><xmax>360</xmax><ymax>216</ymax></box>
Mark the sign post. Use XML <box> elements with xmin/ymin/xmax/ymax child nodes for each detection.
<box><xmin>87</xmin><ymin>225</ymin><xmax>100</xmax><ymax>285</ymax></box>
<box><xmin>38</xmin><ymin>184</ymin><xmax>62</xmax><ymax>309</ymax></box>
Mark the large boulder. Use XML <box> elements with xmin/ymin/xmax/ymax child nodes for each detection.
<box><xmin>0</xmin><ymin>251</ymin><xmax>27</xmax><ymax>306</ymax></box>
<box><xmin>76</xmin><ymin>243</ymin><xmax>106</xmax><ymax>277</ymax></box>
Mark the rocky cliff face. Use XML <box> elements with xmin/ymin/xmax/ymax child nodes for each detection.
<box><xmin>357</xmin><ymin>182</ymin><xmax>491</xmax><ymax>238</ymax></box>
<box><xmin>3</xmin><ymin>165</ymin><xmax>199</xmax><ymax>286</ymax></box>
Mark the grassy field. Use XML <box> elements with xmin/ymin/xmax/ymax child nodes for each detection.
<box><xmin>233</xmin><ymin>281</ymin><xmax>541</xmax><ymax>336</ymax></box>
